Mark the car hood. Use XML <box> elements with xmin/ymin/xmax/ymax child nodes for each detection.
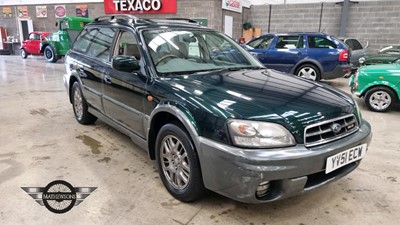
<box><xmin>365</xmin><ymin>54</ymin><xmax>400</xmax><ymax>64</ymax></box>
<box><xmin>361</xmin><ymin>63</ymin><xmax>400</xmax><ymax>73</ymax></box>
<box><xmin>161</xmin><ymin>69</ymin><xmax>355</xmax><ymax>140</ymax></box>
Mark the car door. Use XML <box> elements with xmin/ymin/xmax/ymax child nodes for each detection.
<box><xmin>102</xmin><ymin>30</ymin><xmax>147</xmax><ymax>138</ymax></box>
<box><xmin>24</xmin><ymin>33</ymin><xmax>40</xmax><ymax>54</ymax></box>
<box><xmin>306</xmin><ymin>35</ymin><xmax>339</xmax><ymax>73</ymax></box>
<box><xmin>70</xmin><ymin>28</ymin><xmax>105</xmax><ymax>112</ymax></box>
<box><xmin>264</xmin><ymin>35</ymin><xmax>306</xmax><ymax>73</ymax></box>
<box><xmin>244</xmin><ymin>35</ymin><xmax>274</xmax><ymax>66</ymax></box>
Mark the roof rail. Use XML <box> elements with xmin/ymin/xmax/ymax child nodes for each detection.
<box><xmin>94</xmin><ymin>14</ymin><xmax>140</xmax><ymax>22</ymax></box>
<box><xmin>157</xmin><ymin>18</ymin><xmax>199</xmax><ymax>24</ymax></box>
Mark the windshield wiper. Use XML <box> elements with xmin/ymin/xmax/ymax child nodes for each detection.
<box><xmin>212</xmin><ymin>66</ymin><xmax>265</xmax><ymax>72</ymax></box>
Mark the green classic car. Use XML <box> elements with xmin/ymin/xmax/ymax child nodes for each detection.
<box><xmin>359</xmin><ymin>45</ymin><xmax>400</xmax><ymax>66</ymax></box>
<box><xmin>40</xmin><ymin>16</ymin><xmax>92</xmax><ymax>63</ymax></box>
<box><xmin>350</xmin><ymin>63</ymin><xmax>400</xmax><ymax>112</ymax></box>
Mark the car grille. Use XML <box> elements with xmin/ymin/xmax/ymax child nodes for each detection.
<box><xmin>304</xmin><ymin>114</ymin><xmax>359</xmax><ymax>147</ymax></box>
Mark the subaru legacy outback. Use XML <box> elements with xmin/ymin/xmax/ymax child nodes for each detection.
<box><xmin>64</xmin><ymin>15</ymin><xmax>372</xmax><ymax>203</ymax></box>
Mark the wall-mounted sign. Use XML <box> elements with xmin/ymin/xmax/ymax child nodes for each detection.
<box><xmin>76</xmin><ymin>4</ymin><xmax>89</xmax><ymax>18</ymax></box>
<box><xmin>104</xmin><ymin>0</ymin><xmax>177</xmax><ymax>14</ymax></box>
<box><xmin>222</xmin><ymin>0</ymin><xmax>242</xmax><ymax>13</ymax></box>
<box><xmin>18</xmin><ymin>6</ymin><xmax>29</xmax><ymax>18</ymax></box>
<box><xmin>55</xmin><ymin>5</ymin><xmax>66</xmax><ymax>18</ymax></box>
<box><xmin>36</xmin><ymin>6</ymin><xmax>47</xmax><ymax>18</ymax></box>
<box><xmin>3</xmin><ymin>7</ymin><xmax>12</xmax><ymax>18</ymax></box>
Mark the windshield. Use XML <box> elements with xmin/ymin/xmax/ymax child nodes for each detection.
<box><xmin>380</xmin><ymin>46</ymin><xmax>400</xmax><ymax>55</ymax></box>
<box><xmin>143</xmin><ymin>29</ymin><xmax>264</xmax><ymax>75</ymax></box>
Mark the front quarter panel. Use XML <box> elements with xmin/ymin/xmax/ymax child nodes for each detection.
<box><xmin>357</xmin><ymin>68</ymin><xmax>400</xmax><ymax>98</ymax></box>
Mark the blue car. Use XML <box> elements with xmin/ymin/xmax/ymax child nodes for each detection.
<box><xmin>243</xmin><ymin>32</ymin><xmax>352</xmax><ymax>81</ymax></box>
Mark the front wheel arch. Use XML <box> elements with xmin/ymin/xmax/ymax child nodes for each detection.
<box><xmin>148</xmin><ymin>111</ymin><xmax>195</xmax><ymax>160</ymax></box>
<box><xmin>40</xmin><ymin>43</ymin><xmax>49</xmax><ymax>53</ymax></box>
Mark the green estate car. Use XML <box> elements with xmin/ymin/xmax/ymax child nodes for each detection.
<box><xmin>350</xmin><ymin>63</ymin><xmax>400</xmax><ymax>112</ymax></box>
<box><xmin>358</xmin><ymin>45</ymin><xmax>400</xmax><ymax>66</ymax></box>
<box><xmin>64</xmin><ymin>15</ymin><xmax>372</xmax><ymax>203</ymax></box>
<box><xmin>40</xmin><ymin>16</ymin><xmax>92</xmax><ymax>63</ymax></box>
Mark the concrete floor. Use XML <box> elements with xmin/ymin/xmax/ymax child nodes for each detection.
<box><xmin>0</xmin><ymin>55</ymin><xmax>399</xmax><ymax>225</ymax></box>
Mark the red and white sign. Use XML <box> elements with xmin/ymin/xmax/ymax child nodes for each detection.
<box><xmin>104</xmin><ymin>0</ymin><xmax>177</xmax><ymax>14</ymax></box>
<box><xmin>222</xmin><ymin>0</ymin><xmax>242</xmax><ymax>13</ymax></box>
<box><xmin>55</xmin><ymin>5</ymin><xmax>66</xmax><ymax>18</ymax></box>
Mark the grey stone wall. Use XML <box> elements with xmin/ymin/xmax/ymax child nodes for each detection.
<box><xmin>247</xmin><ymin>0</ymin><xmax>400</xmax><ymax>52</ymax></box>
<box><xmin>0</xmin><ymin>1</ymin><xmax>248</xmax><ymax>43</ymax></box>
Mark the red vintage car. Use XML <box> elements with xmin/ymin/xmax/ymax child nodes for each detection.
<box><xmin>20</xmin><ymin>31</ymin><xmax>50</xmax><ymax>59</ymax></box>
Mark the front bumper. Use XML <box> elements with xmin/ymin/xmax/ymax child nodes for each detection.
<box><xmin>348</xmin><ymin>75</ymin><xmax>362</xmax><ymax>97</ymax></box>
<box><xmin>197</xmin><ymin>120</ymin><xmax>372</xmax><ymax>203</ymax></box>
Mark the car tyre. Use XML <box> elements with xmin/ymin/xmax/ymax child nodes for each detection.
<box><xmin>364</xmin><ymin>86</ymin><xmax>395</xmax><ymax>112</ymax></box>
<box><xmin>155</xmin><ymin>123</ymin><xmax>206</xmax><ymax>202</ymax></box>
<box><xmin>20</xmin><ymin>49</ymin><xmax>28</xmax><ymax>59</ymax></box>
<box><xmin>44</xmin><ymin>45</ymin><xmax>58</xmax><ymax>63</ymax></box>
<box><xmin>295</xmin><ymin>64</ymin><xmax>321</xmax><ymax>81</ymax></box>
<box><xmin>71</xmin><ymin>82</ymin><xmax>97</xmax><ymax>124</ymax></box>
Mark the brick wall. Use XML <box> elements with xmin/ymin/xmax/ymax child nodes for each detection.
<box><xmin>2</xmin><ymin>1</ymin><xmax>399</xmax><ymax>51</ymax></box>
<box><xmin>0</xmin><ymin>1</ymin><xmax>248</xmax><ymax>42</ymax></box>
<box><xmin>247</xmin><ymin>0</ymin><xmax>400</xmax><ymax>52</ymax></box>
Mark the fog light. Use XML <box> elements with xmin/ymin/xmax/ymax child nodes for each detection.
<box><xmin>256</xmin><ymin>181</ymin><xmax>271</xmax><ymax>198</ymax></box>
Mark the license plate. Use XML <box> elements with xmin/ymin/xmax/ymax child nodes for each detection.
<box><xmin>325</xmin><ymin>144</ymin><xmax>367</xmax><ymax>174</ymax></box>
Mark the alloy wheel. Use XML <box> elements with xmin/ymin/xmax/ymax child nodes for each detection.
<box><xmin>369</xmin><ymin>91</ymin><xmax>392</xmax><ymax>111</ymax></box>
<box><xmin>73</xmin><ymin>88</ymin><xmax>83</xmax><ymax>120</ymax></box>
<box><xmin>160</xmin><ymin>135</ymin><xmax>190</xmax><ymax>189</ymax></box>
<box><xmin>21</xmin><ymin>50</ymin><xmax>26</xmax><ymax>58</ymax></box>
<box><xmin>298</xmin><ymin>67</ymin><xmax>317</xmax><ymax>80</ymax></box>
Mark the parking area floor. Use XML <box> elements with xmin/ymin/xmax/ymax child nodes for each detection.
<box><xmin>0</xmin><ymin>55</ymin><xmax>399</xmax><ymax>225</ymax></box>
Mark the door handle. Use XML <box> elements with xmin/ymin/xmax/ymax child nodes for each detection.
<box><xmin>104</xmin><ymin>76</ymin><xmax>111</xmax><ymax>84</ymax></box>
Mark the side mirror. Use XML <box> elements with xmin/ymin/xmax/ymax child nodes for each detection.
<box><xmin>112</xmin><ymin>55</ymin><xmax>140</xmax><ymax>73</ymax></box>
<box><xmin>55</xmin><ymin>22</ymin><xmax>58</xmax><ymax>27</ymax></box>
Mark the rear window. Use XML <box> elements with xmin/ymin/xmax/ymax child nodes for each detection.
<box><xmin>345</xmin><ymin>39</ymin><xmax>363</xmax><ymax>50</ymax></box>
<box><xmin>308</xmin><ymin>36</ymin><xmax>337</xmax><ymax>49</ymax></box>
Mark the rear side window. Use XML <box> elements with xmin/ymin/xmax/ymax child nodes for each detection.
<box><xmin>308</xmin><ymin>36</ymin><xmax>337</xmax><ymax>49</ymax></box>
<box><xmin>246</xmin><ymin>36</ymin><xmax>274</xmax><ymax>49</ymax></box>
<box><xmin>275</xmin><ymin>35</ymin><xmax>303</xmax><ymax>49</ymax></box>
<box><xmin>73</xmin><ymin>29</ymin><xmax>98</xmax><ymax>54</ymax></box>
<box><xmin>87</xmin><ymin>27</ymin><xmax>116</xmax><ymax>61</ymax></box>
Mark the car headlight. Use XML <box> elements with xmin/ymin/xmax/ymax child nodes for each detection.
<box><xmin>359</xmin><ymin>57</ymin><xmax>365</xmax><ymax>64</ymax></box>
<box><xmin>227</xmin><ymin>119</ymin><xmax>296</xmax><ymax>148</ymax></box>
